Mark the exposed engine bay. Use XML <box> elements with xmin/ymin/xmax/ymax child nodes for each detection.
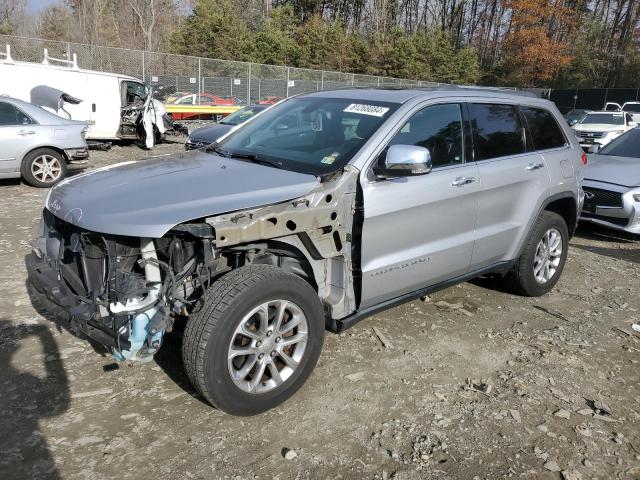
<box><xmin>27</xmin><ymin>168</ymin><xmax>359</xmax><ymax>363</ymax></box>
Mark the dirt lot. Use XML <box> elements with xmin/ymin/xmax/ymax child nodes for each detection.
<box><xmin>1</xmin><ymin>141</ymin><xmax>639</xmax><ymax>480</ymax></box>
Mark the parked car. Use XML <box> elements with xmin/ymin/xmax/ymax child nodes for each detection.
<box><xmin>602</xmin><ymin>101</ymin><xmax>640</xmax><ymax>122</ymax></box>
<box><xmin>257</xmin><ymin>96</ymin><xmax>284</xmax><ymax>105</ymax></box>
<box><xmin>27</xmin><ymin>88</ymin><xmax>583</xmax><ymax>415</ymax></box>
<box><xmin>622</xmin><ymin>101</ymin><xmax>640</xmax><ymax>122</ymax></box>
<box><xmin>164</xmin><ymin>91</ymin><xmax>192</xmax><ymax>104</ymax></box>
<box><xmin>581</xmin><ymin>128</ymin><xmax>640</xmax><ymax>233</ymax></box>
<box><xmin>0</xmin><ymin>45</ymin><xmax>167</xmax><ymax>148</ymax></box>
<box><xmin>169</xmin><ymin>93</ymin><xmax>238</xmax><ymax>106</ymax></box>
<box><xmin>564</xmin><ymin>108</ymin><xmax>590</xmax><ymax>126</ymax></box>
<box><xmin>169</xmin><ymin>93</ymin><xmax>240</xmax><ymax>120</ymax></box>
<box><xmin>572</xmin><ymin>111</ymin><xmax>636</xmax><ymax>151</ymax></box>
<box><xmin>0</xmin><ymin>96</ymin><xmax>88</xmax><ymax>187</ymax></box>
<box><xmin>185</xmin><ymin>104</ymin><xmax>268</xmax><ymax>150</ymax></box>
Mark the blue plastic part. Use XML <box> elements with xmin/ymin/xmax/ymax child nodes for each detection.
<box><xmin>112</xmin><ymin>309</ymin><xmax>163</xmax><ymax>363</ymax></box>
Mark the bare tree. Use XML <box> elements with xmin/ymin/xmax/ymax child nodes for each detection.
<box><xmin>129</xmin><ymin>0</ymin><xmax>157</xmax><ymax>50</ymax></box>
<box><xmin>0</xmin><ymin>0</ymin><xmax>26</xmax><ymax>34</ymax></box>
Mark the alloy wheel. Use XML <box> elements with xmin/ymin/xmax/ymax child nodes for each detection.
<box><xmin>533</xmin><ymin>228</ymin><xmax>563</xmax><ymax>284</ymax></box>
<box><xmin>227</xmin><ymin>299</ymin><xmax>308</xmax><ymax>394</ymax></box>
<box><xmin>31</xmin><ymin>154</ymin><xmax>62</xmax><ymax>183</ymax></box>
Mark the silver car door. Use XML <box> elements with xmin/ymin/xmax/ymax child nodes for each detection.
<box><xmin>519</xmin><ymin>105</ymin><xmax>578</xmax><ymax>191</ymax></box>
<box><xmin>0</xmin><ymin>101</ymin><xmax>37</xmax><ymax>173</ymax></box>
<box><xmin>360</xmin><ymin>103</ymin><xmax>480</xmax><ymax>308</ymax></box>
<box><xmin>468</xmin><ymin>103</ymin><xmax>551</xmax><ymax>269</ymax></box>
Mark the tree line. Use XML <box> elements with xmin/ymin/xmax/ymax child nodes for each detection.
<box><xmin>1</xmin><ymin>0</ymin><xmax>639</xmax><ymax>88</ymax></box>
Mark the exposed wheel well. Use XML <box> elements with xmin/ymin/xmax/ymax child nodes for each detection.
<box><xmin>243</xmin><ymin>241</ymin><xmax>318</xmax><ymax>291</ymax></box>
<box><xmin>544</xmin><ymin>197</ymin><xmax>578</xmax><ymax>237</ymax></box>
<box><xmin>22</xmin><ymin>146</ymin><xmax>69</xmax><ymax>165</ymax></box>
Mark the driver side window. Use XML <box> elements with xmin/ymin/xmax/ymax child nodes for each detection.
<box><xmin>389</xmin><ymin>103</ymin><xmax>465</xmax><ymax>168</ymax></box>
<box><xmin>122</xmin><ymin>81</ymin><xmax>147</xmax><ymax>106</ymax></box>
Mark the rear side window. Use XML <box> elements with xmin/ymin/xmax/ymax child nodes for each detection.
<box><xmin>0</xmin><ymin>102</ymin><xmax>35</xmax><ymax>126</ymax></box>
<box><xmin>468</xmin><ymin>103</ymin><xmax>526</xmax><ymax>160</ymax></box>
<box><xmin>520</xmin><ymin>107</ymin><xmax>567</xmax><ymax>150</ymax></box>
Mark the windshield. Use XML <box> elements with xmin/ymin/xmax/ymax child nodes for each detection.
<box><xmin>211</xmin><ymin>97</ymin><xmax>398</xmax><ymax>175</ymax></box>
<box><xmin>624</xmin><ymin>103</ymin><xmax>640</xmax><ymax>113</ymax></box>
<box><xmin>123</xmin><ymin>81</ymin><xmax>147</xmax><ymax>106</ymax></box>
<box><xmin>599</xmin><ymin>129</ymin><xmax>640</xmax><ymax>158</ymax></box>
<box><xmin>221</xmin><ymin>105</ymin><xmax>266</xmax><ymax>125</ymax></box>
<box><xmin>580</xmin><ymin>113</ymin><xmax>625</xmax><ymax>125</ymax></box>
<box><xmin>565</xmin><ymin>110</ymin><xmax>586</xmax><ymax>121</ymax></box>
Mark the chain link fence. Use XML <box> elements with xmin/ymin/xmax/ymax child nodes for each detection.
<box><xmin>0</xmin><ymin>34</ymin><xmax>443</xmax><ymax>107</ymax></box>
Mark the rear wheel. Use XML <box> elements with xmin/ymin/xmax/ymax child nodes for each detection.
<box><xmin>504</xmin><ymin>211</ymin><xmax>568</xmax><ymax>296</ymax></box>
<box><xmin>21</xmin><ymin>148</ymin><xmax>67</xmax><ymax>188</ymax></box>
<box><xmin>182</xmin><ymin>265</ymin><xmax>325</xmax><ymax>415</ymax></box>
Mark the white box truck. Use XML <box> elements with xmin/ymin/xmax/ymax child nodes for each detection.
<box><xmin>0</xmin><ymin>45</ymin><xmax>169</xmax><ymax>148</ymax></box>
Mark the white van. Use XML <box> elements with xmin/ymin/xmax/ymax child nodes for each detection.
<box><xmin>0</xmin><ymin>45</ymin><xmax>167</xmax><ymax>148</ymax></box>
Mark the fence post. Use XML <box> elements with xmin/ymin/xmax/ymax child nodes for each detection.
<box><xmin>247</xmin><ymin>63</ymin><xmax>251</xmax><ymax>105</ymax></box>
<box><xmin>321</xmin><ymin>70</ymin><xmax>324</xmax><ymax>90</ymax></box>
<box><xmin>141</xmin><ymin>50</ymin><xmax>145</xmax><ymax>82</ymax></box>
<box><xmin>230</xmin><ymin>77</ymin><xmax>233</xmax><ymax>97</ymax></box>
<box><xmin>377</xmin><ymin>77</ymin><xmax>380</xmax><ymax>87</ymax></box>
<box><xmin>286</xmin><ymin>67</ymin><xmax>290</xmax><ymax>97</ymax></box>
<box><xmin>352</xmin><ymin>73</ymin><xmax>355</xmax><ymax>86</ymax></box>
<box><xmin>197</xmin><ymin>58</ymin><xmax>202</xmax><ymax>105</ymax></box>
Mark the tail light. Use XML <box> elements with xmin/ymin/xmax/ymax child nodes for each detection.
<box><xmin>581</xmin><ymin>152</ymin><xmax>587</xmax><ymax>165</ymax></box>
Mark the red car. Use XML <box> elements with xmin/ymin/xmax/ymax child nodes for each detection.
<box><xmin>257</xmin><ymin>96</ymin><xmax>284</xmax><ymax>105</ymax></box>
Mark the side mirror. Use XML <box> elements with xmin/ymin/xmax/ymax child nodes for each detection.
<box><xmin>629</xmin><ymin>121</ymin><xmax>637</xmax><ymax>128</ymax></box>
<box><xmin>374</xmin><ymin>144</ymin><xmax>433</xmax><ymax>178</ymax></box>
<box><xmin>588</xmin><ymin>144</ymin><xmax>600</xmax><ymax>154</ymax></box>
<box><xmin>568</xmin><ymin>119</ymin><xmax>578</xmax><ymax>126</ymax></box>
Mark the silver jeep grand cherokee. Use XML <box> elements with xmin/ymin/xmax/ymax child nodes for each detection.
<box><xmin>27</xmin><ymin>87</ymin><xmax>585</xmax><ymax>415</ymax></box>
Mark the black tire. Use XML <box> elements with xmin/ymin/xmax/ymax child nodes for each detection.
<box><xmin>504</xmin><ymin>211</ymin><xmax>569</xmax><ymax>296</ymax></box>
<box><xmin>182</xmin><ymin>265</ymin><xmax>325</xmax><ymax>415</ymax></box>
<box><xmin>21</xmin><ymin>148</ymin><xmax>67</xmax><ymax>188</ymax></box>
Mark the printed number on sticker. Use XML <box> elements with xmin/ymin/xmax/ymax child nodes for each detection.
<box><xmin>343</xmin><ymin>104</ymin><xmax>390</xmax><ymax>117</ymax></box>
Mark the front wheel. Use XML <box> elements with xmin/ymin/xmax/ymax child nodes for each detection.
<box><xmin>504</xmin><ymin>211</ymin><xmax>569</xmax><ymax>296</ymax></box>
<box><xmin>182</xmin><ymin>265</ymin><xmax>325</xmax><ymax>415</ymax></box>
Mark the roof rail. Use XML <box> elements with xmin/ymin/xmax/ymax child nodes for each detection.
<box><xmin>347</xmin><ymin>84</ymin><xmax>540</xmax><ymax>98</ymax></box>
<box><xmin>0</xmin><ymin>45</ymin><xmax>14</xmax><ymax>64</ymax></box>
<box><xmin>453</xmin><ymin>85</ymin><xmax>538</xmax><ymax>98</ymax></box>
<box><xmin>42</xmin><ymin>48</ymin><xmax>79</xmax><ymax>70</ymax></box>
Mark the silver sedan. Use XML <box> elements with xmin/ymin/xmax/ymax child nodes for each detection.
<box><xmin>0</xmin><ymin>95</ymin><xmax>88</xmax><ymax>187</ymax></box>
<box><xmin>581</xmin><ymin>128</ymin><xmax>640</xmax><ymax>233</ymax></box>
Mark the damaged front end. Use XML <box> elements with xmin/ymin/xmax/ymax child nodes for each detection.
<box><xmin>27</xmin><ymin>164</ymin><xmax>360</xmax><ymax>363</ymax></box>
<box><xmin>27</xmin><ymin>209</ymin><xmax>221</xmax><ymax>362</ymax></box>
<box><xmin>118</xmin><ymin>89</ymin><xmax>184</xmax><ymax>149</ymax></box>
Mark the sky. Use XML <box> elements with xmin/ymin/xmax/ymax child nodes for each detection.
<box><xmin>26</xmin><ymin>0</ymin><xmax>62</xmax><ymax>14</ymax></box>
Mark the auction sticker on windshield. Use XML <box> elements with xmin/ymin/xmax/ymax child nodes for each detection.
<box><xmin>344</xmin><ymin>104</ymin><xmax>390</xmax><ymax>117</ymax></box>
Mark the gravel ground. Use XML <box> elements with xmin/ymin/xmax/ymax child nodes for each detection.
<box><xmin>0</xmin><ymin>141</ymin><xmax>639</xmax><ymax>480</ymax></box>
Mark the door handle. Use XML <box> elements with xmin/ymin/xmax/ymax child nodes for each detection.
<box><xmin>451</xmin><ymin>176</ymin><xmax>477</xmax><ymax>187</ymax></box>
<box><xmin>17</xmin><ymin>130</ymin><xmax>35</xmax><ymax>136</ymax></box>
<box><xmin>526</xmin><ymin>162</ymin><xmax>544</xmax><ymax>171</ymax></box>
